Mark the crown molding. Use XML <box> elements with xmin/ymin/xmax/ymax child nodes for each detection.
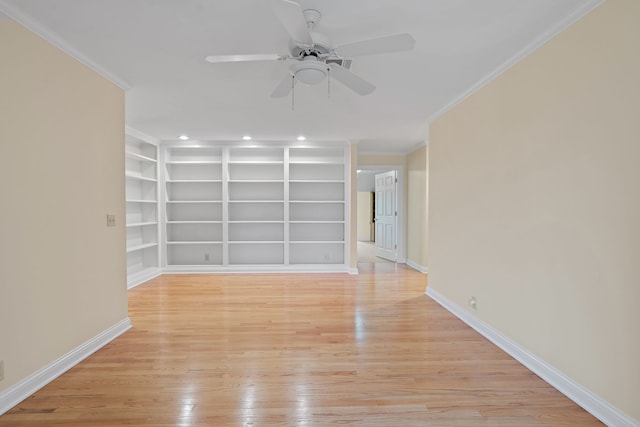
<box><xmin>0</xmin><ymin>0</ymin><xmax>131</xmax><ymax>90</ymax></box>
<box><xmin>426</xmin><ymin>0</ymin><xmax>606</xmax><ymax>124</ymax></box>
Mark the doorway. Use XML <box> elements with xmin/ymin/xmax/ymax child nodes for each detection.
<box><xmin>356</xmin><ymin>167</ymin><xmax>404</xmax><ymax>264</ymax></box>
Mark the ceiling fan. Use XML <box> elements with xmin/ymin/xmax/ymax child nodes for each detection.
<box><xmin>204</xmin><ymin>0</ymin><xmax>415</xmax><ymax>98</ymax></box>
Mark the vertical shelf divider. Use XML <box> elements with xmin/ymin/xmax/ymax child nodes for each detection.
<box><xmin>222</xmin><ymin>147</ymin><xmax>229</xmax><ymax>266</ymax></box>
<box><xmin>283</xmin><ymin>147</ymin><xmax>290</xmax><ymax>265</ymax></box>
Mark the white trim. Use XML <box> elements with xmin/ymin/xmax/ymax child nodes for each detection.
<box><xmin>405</xmin><ymin>259</ymin><xmax>427</xmax><ymax>274</ymax></box>
<box><xmin>0</xmin><ymin>318</ymin><xmax>132</xmax><ymax>416</ymax></box>
<box><xmin>406</xmin><ymin>141</ymin><xmax>427</xmax><ymax>155</ymax></box>
<box><xmin>127</xmin><ymin>267</ymin><xmax>162</xmax><ymax>289</ymax></box>
<box><xmin>426</xmin><ymin>0</ymin><xmax>605</xmax><ymax>123</ymax></box>
<box><xmin>0</xmin><ymin>1</ymin><xmax>131</xmax><ymax>90</ymax></box>
<box><xmin>357</xmin><ymin>149</ymin><xmax>413</xmax><ymax>156</ymax></box>
<box><xmin>162</xmin><ymin>265</ymin><xmax>352</xmax><ymax>274</ymax></box>
<box><xmin>425</xmin><ymin>287</ymin><xmax>639</xmax><ymax>427</ymax></box>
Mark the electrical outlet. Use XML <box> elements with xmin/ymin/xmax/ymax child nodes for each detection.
<box><xmin>204</xmin><ymin>253</ymin><xmax>210</xmax><ymax>263</ymax></box>
<box><xmin>469</xmin><ymin>296</ymin><xmax>477</xmax><ymax>310</ymax></box>
<box><xmin>0</xmin><ymin>360</ymin><xmax>4</xmax><ymax>381</ymax></box>
<box><xmin>106</xmin><ymin>214</ymin><xmax>116</xmax><ymax>227</ymax></box>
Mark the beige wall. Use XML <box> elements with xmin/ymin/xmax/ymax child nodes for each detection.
<box><xmin>429</xmin><ymin>0</ymin><xmax>639</xmax><ymax>421</ymax></box>
<box><xmin>406</xmin><ymin>145</ymin><xmax>428</xmax><ymax>269</ymax></box>
<box><xmin>0</xmin><ymin>21</ymin><xmax>127</xmax><ymax>393</ymax></box>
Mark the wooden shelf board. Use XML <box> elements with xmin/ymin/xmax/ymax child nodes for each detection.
<box><xmin>167</xmin><ymin>221</ymin><xmax>222</xmax><ymax>224</ymax></box>
<box><xmin>126</xmin><ymin>222</ymin><xmax>158</xmax><ymax>227</ymax></box>
<box><xmin>167</xmin><ymin>180</ymin><xmax>222</xmax><ymax>183</ymax></box>
<box><xmin>125</xmin><ymin>151</ymin><xmax>157</xmax><ymax>163</ymax></box>
<box><xmin>166</xmin><ymin>200</ymin><xmax>222</xmax><ymax>203</ymax></box>
<box><xmin>127</xmin><ymin>242</ymin><xmax>158</xmax><ymax>253</ymax></box>
<box><xmin>125</xmin><ymin>173</ymin><xmax>157</xmax><ymax>182</ymax></box>
<box><xmin>167</xmin><ymin>241</ymin><xmax>223</xmax><ymax>245</ymax></box>
<box><xmin>126</xmin><ymin>199</ymin><xmax>157</xmax><ymax>204</ymax></box>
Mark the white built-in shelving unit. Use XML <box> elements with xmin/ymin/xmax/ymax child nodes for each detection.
<box><xmin>164</xmin><ymin>146</ymin><xmax>224</xmax><ymax>266</ymax></box>
<box><xmin>161</xmin><ymin>142</ymin><xmax>349</xmax><ymax>272</ymax></box>
<box><xmin>125</xmin><ymin>130</ymin><xmax>161</xmax><ymax>287</ymax></box>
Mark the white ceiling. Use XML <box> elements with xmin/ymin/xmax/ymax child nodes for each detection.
<box><xmin>0</xmin><ymin>0</ymin><xmax>598</xmax><ymax>153</ymax></box>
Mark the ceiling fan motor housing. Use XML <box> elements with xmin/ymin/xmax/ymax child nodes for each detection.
<box><xmin>289</xmin><ymin>31</ymin><xmax>331</xmax><ymax>58</ymax></box>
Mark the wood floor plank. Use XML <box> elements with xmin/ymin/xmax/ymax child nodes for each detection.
<box><xmin>0</xmin><ymin>264</ymin><xmax>603</xmax><ymax>426</ymax></box>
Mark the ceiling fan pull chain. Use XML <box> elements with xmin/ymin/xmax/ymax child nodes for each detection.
<box><xmin>291</xmin><ymin>75</ymin><xmax>295</xmax><ymax>111</ymax></box>
<box><xmin>328</xmin><ymin>67</ymin><xmax>331</xmax><ymax>99</ymax></box>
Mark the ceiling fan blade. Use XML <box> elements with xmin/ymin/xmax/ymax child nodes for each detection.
<box><xmin>328</xmin><ymin>64</ymin><xmax>375</xmax><ymax>96</ymax></box>
<box><xmin>334</xmin><ymin>33</ymin><xmax>415</xmax><ymax>57</ymax></box>
<box><xmin>205</xmin><ymin>54</ymin><xmax>286</xmax><ymax>63</ymax></box>
<box><xmin>270</xmin><ymin>0</ymin><xmax>313</xmax><ymax>45</ymax></box>
<box><xmin>271</xmin><ymin>74</ymin><xmax>296</xmax><ymax>98</ymax></box>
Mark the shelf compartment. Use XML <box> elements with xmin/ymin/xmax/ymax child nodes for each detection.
<box><xmin>127</xmin><ymin>222</ymin><xmax>158</xmax><ymax>248</ymax></box>
<box><xmin>289</xmin><ymin>182</ymin><xmax>344</xmax><ymax>201</ymax></box>
<box><xmin>229</xmin><ymin>222</ymin><xmax>284</xmax><ymax>241</ymax></box>
<box><xmin>290</xmin><ymin>223</ymin><xmax>344</xmax><ymax>242</ymax></box>
<box><xmin>290</xmin><ymin>202</ymin><xmax>344</xmax><ymax>221</ymax></box>
<box><xmin>228</xmin><ymin>202</ymin><xmax>284</xmax><ymax>221</ymax></box>
<box><xmin>166</xmin><ymin>162</ymin><xmax>222</xmax><ymax>181</ymax></box>
<box><xmin>126</xmin><ymin>178</ymin><xmax>156</xmax><ymax>202</ymax></box>
<box><xmin>289</xmin><ymin>163</ymin><xmax>344</xmax><ymax>181</ymax></box>
<box><xmin>229</xmin><ymin>147</ymin><xmax>283</xmax><ymax>163</ymax></box>
<box><xmin>289</xmin><ymin>147</ymin><xmax>344</xmax><ymax>164</ymax></box>
<box><xmin>228</xmin><ymin>163</ymin><xmax>284</xmax><ymax>181</ymax></box>
<box><xmin>229</xmin><ymin>243</ymin><xmax>284</xmax><ymax>265</ymax></box>
<box><xmin>167</xmin><ymin>147</ymin><xmax>222</xmax><ymax>163</ymax></box>
<box><xmin>125</xmin><ymin>138</ymin><xmax>158</xmax><ymax>161</ymax></box>
<box><xmin>166</xmin><ymin>202</ymin><xmax>222</xmax><ymax>221</ymax></box>
<box><xmin>167</xmin><ymin>222</ymin><xmax>222</xmax><ymax>242</ymax></box>
<box><xmin>126</xmin><ymin>248</ymin><xmax>159</xmax><ymax>276</ymax></box>
<box><xmin>167</xmin><ymin>242</ymin><xmax>223</xmax><ymax>265</ymax></box>
<box><xmin>126</xmin><ymin>202</ymin><xmax>157</xmax><ymax>224</ymax></box>
<box><xmin>125</xmin><ymin>151</ymin><xmax>157</xmax><ymax>163</ymax></box>
<box><xmin>166</xmin><ymin>181</ymin><xmax>222</xmax><ymax>201</ymax></box>
<box><xmin>125</xmin><ymin>156</ymin><xmax>157</xmax><ymax>180</ymax></box>
<box><xmin>229</xmin><ymin>182</ymin><xmax>284</xmax><ymax>201</ymax></box>
<box><xmin>289</xmin><ymin>242</ymin><xmax>344</xmax><ymax>264</ymax></box>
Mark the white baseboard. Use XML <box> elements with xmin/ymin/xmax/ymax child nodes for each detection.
<box><xmin>127</xmin><ymin>267</ymin><xmax>162</xmax><ymax>289</ymax></box>
<box><xmin>162</xmin><ymin>264</ymin><xmax>352</xmax><ymax>274</ymax></box>
<box><xmin>425</xmin><ymin>287</ymin><xmax>639</xmax><ymax>427</ymax></box>
<box><xmin>0</xmin><ymin>318</ymin><xmax>132</xmax><ymax>416</ymax></box>
<box><xmin>406</xmin><ymin>259</ymin><xmax>428</xmax><ymax>273</ymax></box>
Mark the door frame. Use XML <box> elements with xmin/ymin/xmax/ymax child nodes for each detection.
<box><xmin>356</xmin><ymin>165</ymin><xmax>405</xmax><ymax>264</ymax></box>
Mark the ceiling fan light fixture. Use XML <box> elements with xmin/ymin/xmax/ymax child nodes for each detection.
<box><xmin>242</xmin><ymin>135</ymin><xmax>252</xmax><ymax>140</ymax></box>
<box><xmin>292</xmin><ymin>57</ymin><xmax>328</xmax><ymax>85</ymax></box>
<box><xmin>178</xmin><ymin>135</ymin><xmax>189</xmax><ymax>141</ymax></box>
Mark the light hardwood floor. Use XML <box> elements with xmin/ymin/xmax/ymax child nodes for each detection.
<box><xmin>1</xmin><ymin>264</ymin><xmax>602</xmax><ymax>426</ymax></box>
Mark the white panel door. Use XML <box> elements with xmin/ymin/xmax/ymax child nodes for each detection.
<box><xmin>374</xmin><ymin>170</ymin><xmax>396</xmax><ymax>261</ymax></box>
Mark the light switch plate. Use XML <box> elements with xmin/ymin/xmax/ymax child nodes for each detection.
<box><xmin>106</xmin><ymin>214</ymin><xmax>116</xmax><ymax>227</ymax></box>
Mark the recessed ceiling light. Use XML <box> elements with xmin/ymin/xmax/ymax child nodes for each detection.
<box><xmin>242</xmin><ymin>135</ymin><xmax>252</xmax><ymax>141</ymax></box>
<box><xmin>178</xmin><ymin>135</ymin><xmax>189</xmax><ymax>141</ymax></box>
<box><xmin>297</xmin><ymin>136</ymin><xmax>306</xmax><ymax>141</ymax></box>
